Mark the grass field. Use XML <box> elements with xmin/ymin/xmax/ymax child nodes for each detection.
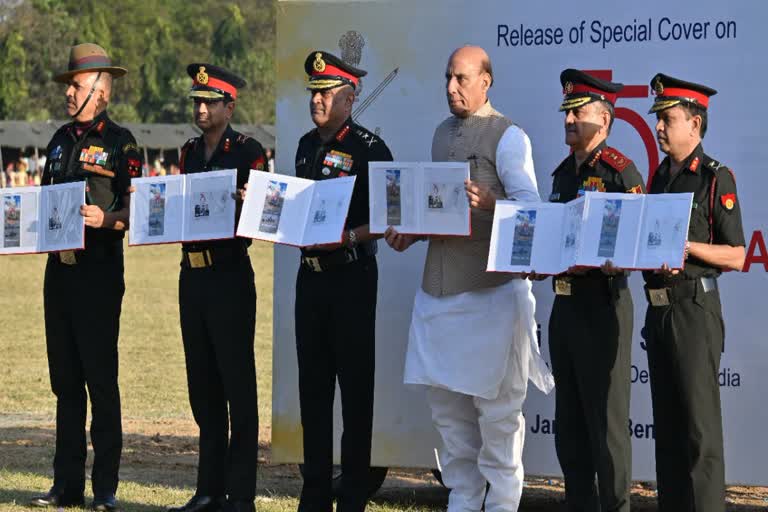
<box><xmin>1</xmin><ymin>242</ymin><xmax>766</xmax><ymax>511</ymax></box>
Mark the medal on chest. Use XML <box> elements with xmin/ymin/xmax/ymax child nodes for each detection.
<box><xmin>322</xmin><ymin>150</ymin><xmax>354</xmax><ymax>173</ymax></box>
<box><xmin>577</xmin><ymin>176</ymin><xmax>606</xmax><ymax>197</ymax></box>
<box><xmin>79</xmin><ymin>145</ymin><xmax>109</xmax><ymax>166</ymax></box>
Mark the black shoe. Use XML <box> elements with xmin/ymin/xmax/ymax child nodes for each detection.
<box><xmin>29</xmin><ymin>487</ymin><xmax>85</xmax><ymax>508</ymax></box>
<box><xmin>222</xmin><ymin>500</ymin><xmax>255</xmax><ymax>512</ymax></box>
<box><xmin>92</xmin><ymin>494</ymin><xmax>118</xmax><ymax>511</ymax></box>
<box><xmin>168</xmin><ymin>495</ymin><xmax>226</xmax><ymax>512</ymax></box>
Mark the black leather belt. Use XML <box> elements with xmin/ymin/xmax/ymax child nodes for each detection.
<box><xmin>50</xmin><ymin>243</ymin><xmax>122</xmax><ymax>266</ymax></box>
<box><xmin>301</xmin><ymin>241</ymin><xmax>377</xmax><ymax>272</ymax></box>
<box><xmin>181</xmin><ymin>245</ymin><xmax>248</xmax><ymax>269</ymax></box>
<box><xmin>553</xmin><ymin>274</ymin><xmax>628</xmax><ymax>297</ymax></box>
<box><xmin>645</xmin><ymin>276</ymin><xmax>717</xmax><ymax>306</ymax></box>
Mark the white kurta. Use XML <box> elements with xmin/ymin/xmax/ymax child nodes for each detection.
<box><xmin>404</xmin><ymin>125</ymin><xmax>554</xmax><ymax>400</ymax></box>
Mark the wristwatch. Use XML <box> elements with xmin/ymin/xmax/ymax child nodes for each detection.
<box><xmin>347</xmin><ymin>229</ymin><xmax>358</xmax><ymax>248</ymax></box>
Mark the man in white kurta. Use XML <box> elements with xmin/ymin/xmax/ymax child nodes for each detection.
<box><xmin>385</xmin><ymin>46</ymin><xmax>553</xmax><ymax>512</ymax></box>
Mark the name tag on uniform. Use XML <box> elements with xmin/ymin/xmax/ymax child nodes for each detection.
<box><xmin>554</xmin><ymin>278</ymin><xmax>572</xmax><ymax>296</ymax></box>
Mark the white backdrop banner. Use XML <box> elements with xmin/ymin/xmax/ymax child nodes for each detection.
<box><xmin>274</xmin><ymin>0</ymin><xmax>768</xmax><ymax>484</ymax></box>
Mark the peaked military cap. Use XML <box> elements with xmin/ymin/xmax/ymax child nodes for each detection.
<box><xmin>649</xmin><ymin>73</ymin><xmax>717</xmax><ymax>113</ymax></box>
<box><xmin>304</xmin><ymin>50</ymin><xmax>366</xmax><ymax>91</ymax></box>
<box><xmin>559</xmin><ymin>69</ymin><xmax>624</xmax><ymax>111</ymax></box>
<box><xmin>187</xmin><ymin>63</ymin><xmax>246</xmax><ymax>101</ymax></box>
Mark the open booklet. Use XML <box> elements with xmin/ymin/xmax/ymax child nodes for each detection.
<box><xmin>368</xmin><ymin>161</ymin><xmax>470</xmax><ymax>235</ymax></box>
<box><xmin>129</xmin><ymin>169</ymin><xmax>237</xmax><ymax>245</ymax></box>
<box><xmin>0</xmin><ymin>181</ymin><xmax>85</xmax><ymax>255</ymax></box>
<box><xmin>488</xmin><ymin>192</ymin><xmax>693</xmax><ymax>274</ymax></box>
<box><xmin>236</xmin><ymin>170</ymin><xmax>356</xmax><ymax>247</ymax></box>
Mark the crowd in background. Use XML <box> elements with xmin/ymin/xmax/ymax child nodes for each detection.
<box><xmin>2</xmin><ymin>154</ymin><xmax>45</xmax><ymax>187</ymax></box>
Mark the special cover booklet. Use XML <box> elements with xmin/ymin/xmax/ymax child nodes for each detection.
<box><xmin>368</xmin><ymin>161</ymin><xmax>470</xmax><ymax>235</ymax></box>
<box><xmin>487</xmin><ymin>192</ymin><xmax>693</xmax><ymax>274</ymax></box>
<box><xmin>0</xmin><ymin>181</ymin><xmax>85</xmax><ymax>255</ymax></box>
<box><xmin>236</xmin><ymin>170</ymin><xmax>356</xmax><ymax>247</ymax></box>
<box><xmin>129</xmin><ymin>169</ymin><xmax>237</xmax><ymax>245</ymax></box>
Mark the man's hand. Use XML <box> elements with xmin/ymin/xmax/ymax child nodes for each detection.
<box><xmin>233</xmin><ymin>182</ymin><xmax>249</xmax><ymax>202</ymax></box>
<box><xmin>384</xmin><ymin>226</ymin><xmax>419</xmax><ymax>252</ymax></box>
<box><xmin>654</xmin><ymin>263</ymin><xmax>680</xmax><ymax>277</ymax></box>
<box><xmin>465</xmin><ymin>179</ymin><xmax>496</xmax><ymax>210</ymax></box>
<box><xmin>521</xmin><ymin>271</ymin><xmax>549</xmax><ymax>281</ymax></box>
<box><xmin>80</xmin><ymin>204</ymin><xmax>105</xmax><ymax>228</ymax></box>
<box><xmin>600</xmin><ymin>260</ymin><xmax>625</xmax><ymax>276</ymax></box>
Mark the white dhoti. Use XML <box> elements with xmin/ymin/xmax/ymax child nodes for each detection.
<box><xmin>404</xmin><ymin>278</ymin><xmax>553</xmax><ymax>512</ymax></box>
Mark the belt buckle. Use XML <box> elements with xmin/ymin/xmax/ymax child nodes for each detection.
<box><xmin>554</xmin><ymin>278</ymin><xmax>572</xmax><ymax>296</ymax></box>
<box><xmin>648</xmin><ymin>288</ymin><xmax>671</xmax><ymax>307</ymax></box>
<box><xmin>187</xmin><ymin>251</ymin><xmax>207</xmax><ymax>269</ymax></box>
<box><xmin>58</xmin><ymin>250</ymin><xmax>77</xmax><ymax>265</ymax></box>
<box><xmin>305</xmin><ymin>257</ymin><xmax>323</xmax><ymax>272</ymax></box>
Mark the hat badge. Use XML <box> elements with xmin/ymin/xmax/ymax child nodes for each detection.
<box><xmin>197</xmin><ymin>66</ymin><xmax>209</xmax><ymax>85</ymax></box>
<box><xmin>313</xmin><ymin>52</ymin><xmax>326</xmax><ymax>73</ymax></box>
<box><xmin>654</xmin><ymin>76</ymin><xmax>664</xmax><ymax>95</ymax></box>
<box><xmin>564</xmin><ymin>81</ymin><xmax>574</xmax><ymax>95</ymax></box>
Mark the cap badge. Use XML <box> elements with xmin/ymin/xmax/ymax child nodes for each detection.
<box><xmin>564</xmin><ymin>81</ymin><xmax>574</xmax><ymax>94</ymax></box>
<box><xmin>313</xmin><ymin>52</ymin><xmax>326</xmax><ymax>73</ymax></box>
<box><xmin>653</xmin><ymin>76</ymin><xmax>664</xmax><ymax>96</ymax></box>
<box><xmin>197</xmin><ymin>66</ymin><xmax>209</xmax><ymax>85</ymax></box>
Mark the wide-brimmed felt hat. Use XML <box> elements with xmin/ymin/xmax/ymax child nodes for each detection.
<box><xmin>53</xmin><ymin>43</ymin><xmax>127</xmax><ymax>83</ymax></box>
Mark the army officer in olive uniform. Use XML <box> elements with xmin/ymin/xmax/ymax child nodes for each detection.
<box><xmin>30</xmin><ymin>43</ymin><xmax>142</xmax><ymax>512</ymax></box>
<box><xmin>546</xmin><ymin>69</ymin><xmax>645</xmax><ymax>512</ymax></box>
<box><xmin>294</xmin><ymin>51</ymin><xmax>393</xmax><ymax>512</ymax></box>
<box><xmin>169</xmin><ymin>64</ymin><xmax>267</xmax><ymax>512</ymax></box>
<box><xmin>643</xmin><ymin>73</ymin><xmax>745</xmax><ymax>512</ymax></box>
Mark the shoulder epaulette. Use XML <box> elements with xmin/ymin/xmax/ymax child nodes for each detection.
<box><xmin>352</xmin><ymin>125</ymin><xmax>380</xmax><ymax>147</ymax></box>
<box><xmin>704</xmin><ymin>156</ymin><xmax>735</xmax><ymax>181</ymax></box>
<box><xmin>705</xmin><ymin>158</ymin><xmax>728</xmax><ymax>173</ymax></box>
<box><xmin>601</xmin><ymin>146</ymin><xmax>632</xmax><ymax>172</ymax></box>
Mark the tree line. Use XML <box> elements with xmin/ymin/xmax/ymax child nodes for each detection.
<box><xmin>0</xmin><ymin>0</ymin><xmax>275</xmax><ymax>125</ymax></box>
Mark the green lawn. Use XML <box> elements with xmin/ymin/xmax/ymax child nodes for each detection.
<box><xmin>0</xmin><ymin>244</ymin><xmax>449</xmax><ymax>511</ymax></box>
<box><xmin>0</xmin><ymin>243</ymin><xmax>289</xmax><ymax>511</ymax></box>
<box><xmin>1</xmin><ymin>244</ymin><xmax>765</xmax><ymax>511</ymax></box>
